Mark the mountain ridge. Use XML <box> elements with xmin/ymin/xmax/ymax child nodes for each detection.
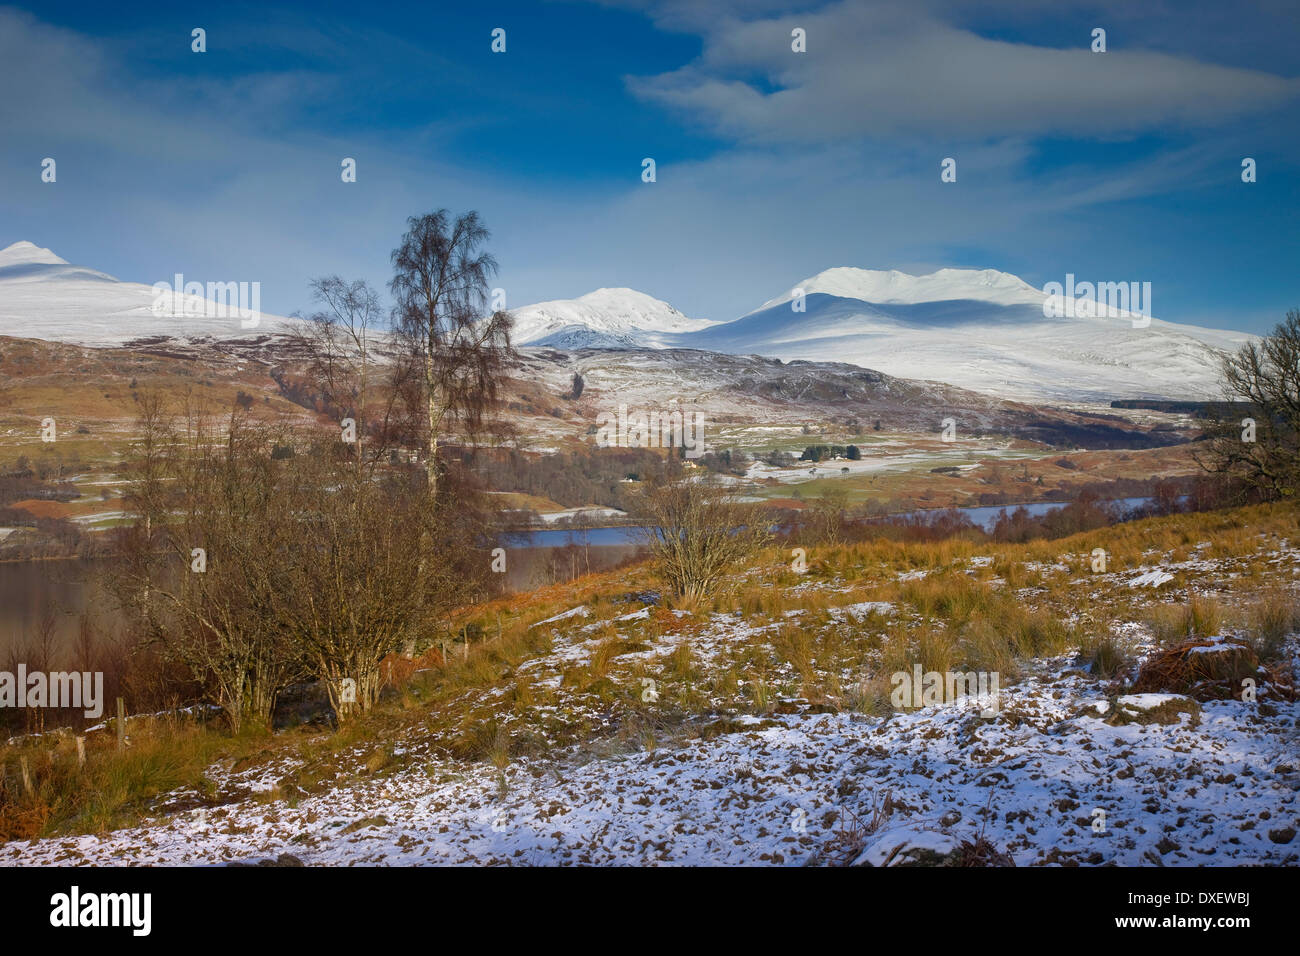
<box><xmin>0</xmin><ymin>242</ymin><xmax>1253</xmax><ymax>402</ymax></box>
<box><xmin>516</xmin><ymin>265</ymin><xmax>1253</xmax><ymax>402</ymax></box>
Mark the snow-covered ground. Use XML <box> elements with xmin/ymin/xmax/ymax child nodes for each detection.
<box><xmin>536</xmin><ymin>506</ymin><xmax>627</xmax><ymax>525</ymax></box>
<box><xmin>742</xmin><ymin>439</ymin><xmax>1019</xmax><ymax>485</ymax></box>
<box><xmin>7</xmin><ymin>646</ymin><xmax>1294</xmax><ymax>866</ymax></box>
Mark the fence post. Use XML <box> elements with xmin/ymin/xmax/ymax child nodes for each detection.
<box><xmin>116</xmin><ymin>697</ymin><xmax>125</xmax><ymax>752</ymax></box>
<box><xmin>19</xmin><ymin>756</ymin><xmax>32</xmax><ymax>797</ymax></box>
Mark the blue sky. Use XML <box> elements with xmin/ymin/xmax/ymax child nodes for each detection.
<box><xmin>1</xmin><ymin>0</ymin><xmax>1297</xmax><ymax>332</ymax></box>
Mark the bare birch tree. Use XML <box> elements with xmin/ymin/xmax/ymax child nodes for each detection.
<box><xmin>389</xmin><ymin>210</ymin><xmax>515</xmax><ymax>501</ymax></box>
<box><xmin>291</xmin><ymin>276</ymin><xmax>406</xmax><ymax>478</ymax></box>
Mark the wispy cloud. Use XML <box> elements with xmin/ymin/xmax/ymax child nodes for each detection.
<box><xmin>626</xmin><ymin>0</ymin><xmax>1300</xmax><ymax>143</ymax></box>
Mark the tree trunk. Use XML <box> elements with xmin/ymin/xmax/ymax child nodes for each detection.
<box><xmin>425</xmin><ymin>352</ymin><xmax>438</xmax><ymax>499</ymax></box>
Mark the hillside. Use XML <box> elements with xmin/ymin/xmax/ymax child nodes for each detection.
<box><xmin>3</xmin><ymin>504</ymin><xmax>1297</xmax><ymax>865</ymax></box>
<box><xmin>0</xmin><ymin>329</ymin><xmax>1209</xmax><ymax>555</ymax></box>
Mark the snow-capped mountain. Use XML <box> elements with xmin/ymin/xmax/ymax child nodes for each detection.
<box><xmin>0</xmin><ymin>241</ymin><xmax>295</xmax><ymax>345</ymax></box>
<box><xmin>0</xmin><ymin>241</ymin><xmax>1254</xmax><ymax>404</ymax></box>
<box><xmin>671</xmin><ymin>267</ymin><xmax>1252</xmax><ymax>403</ymax></box>
<box><xmin>509</xmin><ymin>287</ymin><xmax>717</xmax><ymax>349</ymax></box>
<box><xmin>512</xmin><ymin>267</ymin><xmax>1250</xmax><ymax>403</ymax></box>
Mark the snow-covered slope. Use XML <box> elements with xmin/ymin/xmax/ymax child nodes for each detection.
<box><xmin>510</xmin><ymin>287</ymin><xmax>716</xmax><ymax>349</ymax></box>
<box><xmin>752</xmin><ymin>267</ymin><xmax>1047</xmax><ymax>311</ymax></box>
<box><xmin>671</xmin><ymin>267</ymin><xmax>1253</xmax><ymax>403</ymax></box>
<box><xmin>0</xmin><ymin>241</ymin><xmax>296</xmax><ymax>345</ymax></box>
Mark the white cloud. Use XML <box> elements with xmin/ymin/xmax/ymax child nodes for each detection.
<box><xmin>627</xmin><ymin>0</ymin><xmax>1300</xmax><ymax>143</ymax></box>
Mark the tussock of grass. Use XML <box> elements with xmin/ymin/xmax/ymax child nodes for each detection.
<box><xmin>774</xmin><ymin>625</ymin><xmax>816</xmax><ymax>682</ymax></box>
<box><xmin>1013</xmin><ymin>609</ymin><xmax>1071</xmax><ymax>658</ymax></box>
<box><xmin>1146</xmin><ymin>595</ymin><xmax>1222</xmax><ymax>646</ymax></box>
<box><xmin>958</xmin><ymin>617</ymin><xmax>1020</xmax><ymax>677</ymax></box>
<box><xmin>1078</xmin><ymin>632</ymin><xmax>1130</xmax><ymax>679</ymax></box>
<box><xmin>1242</xmin><ymin>589</ymin><xmax>1300</xmax><ymax>659</ymax></box>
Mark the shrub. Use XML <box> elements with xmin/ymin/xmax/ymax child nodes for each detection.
<box><xmin>636</xmin><ymin>476</ymin><xmax>771</xmax><ymax>601</ymax></box>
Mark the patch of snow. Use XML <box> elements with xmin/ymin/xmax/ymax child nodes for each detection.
<box><xmin>1129</xmin><ymin>569</ymin><xmax>1175</xmax><ymax>588</ymax></box>
<box><xmin>1116</xmin><ymin>693</ymin><xmax>1187</xmax><ymax>712</ymax></box>
<box><xmin>530</xmin><ymin>606</ymin><xmax>591</xmax><ymax>629</ymax></box>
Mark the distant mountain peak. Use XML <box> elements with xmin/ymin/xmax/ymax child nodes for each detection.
<box><xmin>575</xmin><ymin>287</ymin><xmax>684</xmax><ymax>314</ymax></box>
<box><xmin>511</xmin><ymin>287</ymin><xmax>715</xmax><ymax>348</ymax></box>
<box><xmin>0</xmin><ymin>241</ymin><xmax>68</xmax><ymax>267</ymax></box>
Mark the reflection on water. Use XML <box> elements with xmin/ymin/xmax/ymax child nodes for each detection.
<box><xmin>0</xmin><ymin>498</ymin><xmax>1158</xmax><ymax>656</ymax></box>
<box><xmin>500</xmin><ymin>539</ymin><xmax>645</xmax><ymax>593</ymax></box>
<box><xmin>0</xmin><ymin>542</ymin><xmax>649</xmax><ymax>657</ymax></box>
<box><xmin>0</xmin><ymin>558</ymin><xmax>113</xmax><ymax>659</ymax></box>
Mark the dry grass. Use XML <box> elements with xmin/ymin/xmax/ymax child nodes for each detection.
<box><xmin>1242</xmin><ymin>588</ymin><xmax>1300</xmax><ymax>659</ymax></box>
<box><xmin>958</xmin><ymin>616</ymin><xmax>1021</xmax><ymax>677</ymax></box>
<box><xmin>827</xmin><ymin>789</ymin><xmax>894</xmax><ymax>863</ymax></box>
<box><xmin>1146</xmin><ymin>595</ymin><xmax>1223</xmax><ymax>646</ymax></box>
<box><xmin>1012</xmin><ymin>609</ymin><xmax>1071</xmax><ymax>657</ymax></box>
<box><xmin>1078</xmin><ymin>632</ymin><xmax>1131</xmax><ymax>679</ymax></box>
<box><xmin>0</xmin><ymin>714</ymin><xmax>262</xmax><ymax>839</ymax></box>
<box><xmin>951</xmin><ymin>835</ymin><xmax>1017</xmax><ymax>867</ymax></box>
<box><xmin>1130</xmin><ymin>638</ymin><xmax>1275</xmax><ymax>702</ymax></box>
